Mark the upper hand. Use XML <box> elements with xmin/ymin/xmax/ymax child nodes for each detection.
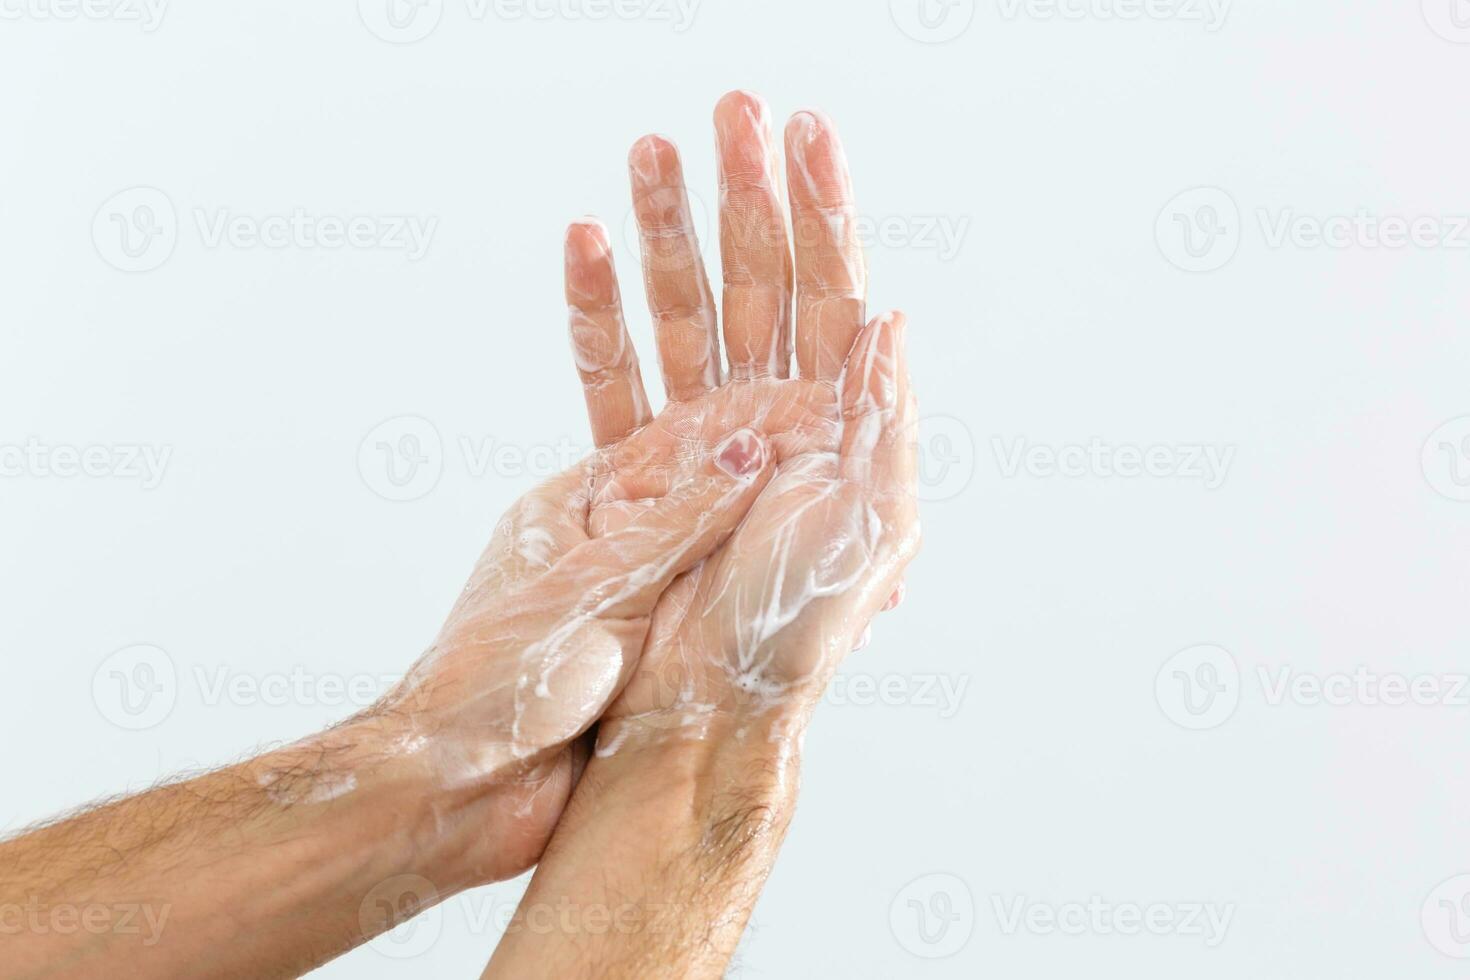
<box><xmin>566</xmin><ymin>91</ymin><xmax>922</xmax><ymax>749</ymax></box>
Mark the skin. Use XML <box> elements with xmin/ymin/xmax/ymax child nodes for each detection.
<box><xmin>484</xmin><ymin>91</ymin><xmax>920</xmax><ymax>979</ymax></box>
<box><xmin>0</xmin><ymin>91</ymin><xmax>917</xmax><ymax>980</ymax></box>
<box><xmin>0</xmin><ymin>398</ymin><xmax>782</xmax><ymax>979</ymax></box>
<box><xmin>0</xmin><ymin>718</ymin><xmax>517</xmax><ymax>979</ymax></box>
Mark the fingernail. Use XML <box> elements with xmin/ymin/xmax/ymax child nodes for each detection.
<box><xmin>852</xmin><ymin>625</ymin><xmax>872</xmax><ymax>652</ymax></box>
<box><xmin>715</xmin><ymin>428</ymin><xmax>765</xmax><ymax>479</ymax></box>
<box><xmin>882</xmin><ymin>582</ymin><xmax>906</xmax><ymax>611</ymax></box>
<box><xmin>876</xmin><ymin>310</ymin><xmax>905</xmax><ymax>358</ymax></box>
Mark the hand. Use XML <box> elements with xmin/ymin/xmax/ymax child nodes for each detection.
<box><xmin>370</xmin><ymin>338</ymin><xmax>787</xmax><ymax>880</ymax></box>
<box><xmin>578</xmin><ymin>92</ymin><xmax>921</xmax><ymax>749</ymax></box>
<box><xmin>487</xmin><ymin>90</ymin><xmax>921</xmax><ymax>980</ymax></box>
<box><xmin>0</xmin><ymin>381</ymin><xmax>789</xmax><ymax>979</ymax></box>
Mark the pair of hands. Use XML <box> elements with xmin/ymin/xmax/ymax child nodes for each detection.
<box><xmin>0</xmin><ymin>89</ymin><xmax>919</xmax><ymax>980</ymax></box>
<box><xmin>380</xmin><ymin>91</ymin><xmax>921</xmax><ymax>883</ymax></box>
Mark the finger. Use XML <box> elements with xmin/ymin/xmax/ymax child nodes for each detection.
<box><xmin>786</xmin><ymin>110</ymin><xmax>866</xmax><ymax>381</ymax></box>
<box><xmin>545</xmin><ymin>428</ymin><xmax>775</xmax><ymax>621</ymax></box>
<box><xmin>565</xmin><ymin>220</ymin><xmax>652</xmax><ymax>447</ymax></box>
<box><xmin>629</xmin><ymin>135</ymin><xmax>722</xmax><ymax>401</ymax></box>
<box><xmin>715</xmin><ymin>90</ymin><xmax>793</xmax><ymax>380</ymax></box>
<box><xmin>882</xmin><ymin>580</ymin><xmax>906</xmax><ymax>611</ymax></box>
<box><xmin>840</xmin><ymin>311</ymin><xmax>910</xmax><ymax>485</ymax></box>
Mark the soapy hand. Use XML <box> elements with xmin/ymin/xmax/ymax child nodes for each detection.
<box><xmin>367</xmin><ymin>91</ymin><xmax>917</xmax><ymax>881</ymax></box>
<box><xmin>481</xmin><ymin>92</ymin><xmax>921</xmax><ymax>980</ymax></box>
<box><xmin>0</xmin><ymin>90</ymin><xmax>922</xmax><ymax>980</ymax></box>
<box><xmin>568</xmin><ymin>92</ymin><xmax>921</xmax><ymax>750</ymax></box>
<box><xmin>366</xmin><ymin>370</ymin><xmax>781</xmax><ymax>877</ymax></box>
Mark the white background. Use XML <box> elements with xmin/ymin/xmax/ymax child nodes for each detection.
<box><xmin>4</xmin><ymin>0</ymin><xmax>1470</xmax><ymax>976</ymax></box>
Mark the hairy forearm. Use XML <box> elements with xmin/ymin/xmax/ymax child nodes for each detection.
<box><xmin>483</xmin><ymin>707</ymin><xmax>813</xmax><ymax>980</ymax></box>
<box><xmin>0</xmin><ymin>716</ymin><xmax>504</xmax><ymax>980</ymax></box>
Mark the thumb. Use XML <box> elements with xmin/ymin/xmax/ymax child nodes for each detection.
<box><xmin>544</xmin><ymin>427</ymin><xmax>775</xmax><ymax>621</ymax></box>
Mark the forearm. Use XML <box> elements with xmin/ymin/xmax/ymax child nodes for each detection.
<box><xmin>0</xmin><ymin>716</ymin><xmax>502</xmax><ymax>979</ymax></box>
<box><xmin>483</xmin><ymin>707</ymin><xmax>813</xmax><ymax>980</ymax></box>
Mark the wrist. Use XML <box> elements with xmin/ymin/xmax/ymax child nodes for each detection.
<box><xmin>326</xmin><ymin>713</ymin><xmax>578</xmax><ymax>891</ymax></box>
<box><xmin>595</xmin><ymin>697</ymin><xmax>812</xmax><ymax>769</ymax></box>
<box><xmin>573</xmin><ymin>709</ymin><xmax>805</xmax><ymax>887</ymax></box>
<box><xmin>258</xmin><ymin>716</ymin><xmax>511</xmax><ymax>894</ymax></box>
<box><xmin>486</xmin><ymin>713</ymin><xmax>805</xmax><ymax>978</ymax></box>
